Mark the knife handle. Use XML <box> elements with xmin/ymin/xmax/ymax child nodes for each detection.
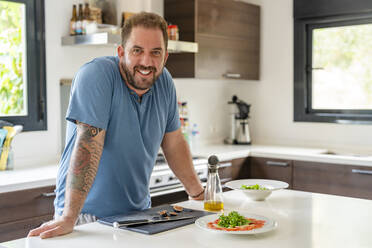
<box><xmin>113</xmin><ymin>219</ymin><xmax>149</xmax><ymax>228</ymax></box>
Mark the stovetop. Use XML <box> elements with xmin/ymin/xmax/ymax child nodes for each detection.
<box><xmin>150</xmin><ymin>154</ymin><xmax>208</xmax><ymax>192</ymax></box>
<box><xmin>154</xmin><ymin>154</ymin><xmax>207</xmax><ymax>170</ymax></box>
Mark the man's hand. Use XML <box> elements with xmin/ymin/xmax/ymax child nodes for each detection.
<box><xmin>27</xmin><ymin>216</ymin><xmax>75</xmax><ymax>239</ymax></box>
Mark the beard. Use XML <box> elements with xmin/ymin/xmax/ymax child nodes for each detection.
<box><xmin>120</xmin><ymin>61</ymin><xmax>161</xmax><ymax>91</ymax></box>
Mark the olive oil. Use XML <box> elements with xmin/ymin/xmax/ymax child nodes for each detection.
<box><xmin>204</xmin><ymin>200</ymin><xmax>224</xmax><ymax>211</ymax></box>
<box><xmin>204</xmin><ymin>155</ymin><xmax>224</xmax><ymax>212</ymax></box>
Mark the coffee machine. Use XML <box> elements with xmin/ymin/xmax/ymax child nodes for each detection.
<box><xmin>224</xmin><ymin>95</ymin><xmax>251</xmax><ymax>145</ymax></box>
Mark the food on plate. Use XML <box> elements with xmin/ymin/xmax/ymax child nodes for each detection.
<box><xmin>169</xmin><ymin>211</ymin><xmax>178</xmax><ymax>216</ymax></box>
<box><xmin>173</xmin><ymin>205</ymin><xmax>183</xmax><ymax>212</ymax></box>
<box><xmin>207</xmin><ymin>211</ymin><xmax>265</xmax><ymax>231</ymax></box>
<box><xmin>240</xmin><ymin>184</ymin><xmax>268</xmax><ymax>190</ymax></box>
<box><xmin>158</xmin><ymin>210</ymin><xmax>168</xmax><ymax>217</ymax></box>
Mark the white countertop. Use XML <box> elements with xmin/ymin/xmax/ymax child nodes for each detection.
<box><xmin>0</xmin><ymin>164</ymin><xmax>58</xmax><ymax>193</ymax></box>
<box><xmin>1</xmin><ymin>144</ymin><xmax>372</xmax><ymax>193</ymax></box>
<box><xmin>3</xmin><ymin>189</ymin><xmax>372</xmax><ymax>248</ymax></box>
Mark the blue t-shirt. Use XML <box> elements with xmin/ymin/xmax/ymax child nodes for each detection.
<box><xmin>54</xmin><ymin>56</ymin><xmax>180</xmax><ymax>218</ymax></box>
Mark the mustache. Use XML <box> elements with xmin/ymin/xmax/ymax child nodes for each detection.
<box><xmin>134</xmin><ymin>65</ymin><xmax>157</xmax><ymax>73</ymax></box>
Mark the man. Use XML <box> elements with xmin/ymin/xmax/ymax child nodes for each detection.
<box><xmin>28</xmin><ymin>12</ymin><xmax>204</xmax><ymax>239</ymax></box>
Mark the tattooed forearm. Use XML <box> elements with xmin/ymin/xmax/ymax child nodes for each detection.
<box><xmin>67</xmin><ymin>122</ymin><xmax>105</xmax><ymax>193</ymax></box>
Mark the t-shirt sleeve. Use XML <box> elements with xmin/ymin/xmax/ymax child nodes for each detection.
<box><xmin>164</xmin><ymin>69</ymin><xmax>181</xmax><ymax>133</ymax></box>
<box><xmin>66</xmin><ymin>61</ymin><xmax>113</xmax><ymax>130</ymax></box>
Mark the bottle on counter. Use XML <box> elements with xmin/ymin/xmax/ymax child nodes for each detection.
<box><xmin>204</xmin><ymin>155</ymin><xmax>224</xmax><ymax>211</ymax></box>
<box><xmin>69</xmin><ymin>5</ymin><xmax>77</xmax><ymax>36</ymax></box>
<box><xmin>75</xmin><ymin>4</ymin><xmax>83</xmax><ymax>35</ymax></box>
<box><xmin>82</xmin><ymin>3</ymin><xmax>90</xmax><ymax>35</ymax></box>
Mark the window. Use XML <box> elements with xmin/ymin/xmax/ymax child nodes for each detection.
<box><xmin>0</xmin><ymin>0</ymin><xmax>46</xmax><ymax>131</ymax></box>
<box><xmin>294</xmin><ymin>1</ymin><xmax>372</xmax><ymax>124</ymax></box>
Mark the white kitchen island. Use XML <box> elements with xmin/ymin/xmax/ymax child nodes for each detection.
<box><xmin>2</xmin><ymin>189</ymin><xmax>372</xmax><ymax>248</ymax></box>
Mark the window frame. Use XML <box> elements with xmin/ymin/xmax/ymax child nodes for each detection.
<box><xmin>0</xmin><ymin>0</ymin><xmax>47</xmax><ymax>131</ymax></box>
<box><xmin>294</xmin><ymin>12</ymin><xmax>372</xmax><ymax>124</ymax></box>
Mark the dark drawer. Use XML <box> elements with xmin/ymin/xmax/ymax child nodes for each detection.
<box><xmin>0</xmin><ymin>214</ymin><xmax>53</xmax><ymax>242</ymax></box>
<box><xmin>0</xmin><ymin>185</ymin><xmax>55</xmax><ymax>224</ymax></box>
<box><xmin>293</xmin><ymin>161</ymin><xmax>372</xmax><ymax>199</ymax></box>
<box><xmin>219</xmin><ymin>158</ymin><xmax>249</xmax><ymax>183</ymax></box>
<box><xmin>250</xmin><ymin>157</ymin><xmax>293</xmax><ymax>188</ymax></box>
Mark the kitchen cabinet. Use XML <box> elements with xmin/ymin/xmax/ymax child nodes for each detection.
<box><xmin>249</xmin><ymin>156</ymin><xmax>372</xmax><ymax>200</ymax></box>
<box><xmin>0</xmin><ymin>185</ymin><xmax>55</xmax><ymax>242</ymax></box>
<box><xmin>164</xmin><ymin>0</ymin><xmax>260</xmax><ymax>79</ymax></box>
<box><xmin>249</xmin><ymin>157</ymin><xmax>293</xmax><ymax>188</ymax></box>
<box><xmin>293</xmin><ymin>160</ymin><xmax>372</xmax><ymax>199</ymax></box>
<box><xmin>218</xmin><ymin>157</ymin><xmax>250</xmax><ymax>185</ymax></box>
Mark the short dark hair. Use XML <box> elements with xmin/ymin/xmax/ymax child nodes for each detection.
<box><xmin>121</xmin><ymin>12</ymin><xmax>168</xmax><ymax>50</ymax></box>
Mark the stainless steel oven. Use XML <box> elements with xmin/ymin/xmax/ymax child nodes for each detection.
<box><xmin>149</xmin><ymin>154</ymin><xmax>208</xmax><ymax>196</ymax></box>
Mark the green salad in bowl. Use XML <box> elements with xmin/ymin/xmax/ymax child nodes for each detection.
<box><xmin>240</xmin><ymin>184</ymin><xmax>268</xmax><ymax>190</ymax></box>
<box><xmin>226</xmin><ymin>179</ymin><xmax>289</xmax><ymax>201</ymax></box>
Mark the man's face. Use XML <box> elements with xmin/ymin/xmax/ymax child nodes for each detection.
<box><xmin>118</xmin><ymin>26</ymin><xmax>168</xmax><ymax>91</ymax></box>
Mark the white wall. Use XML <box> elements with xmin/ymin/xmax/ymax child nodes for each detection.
<box><xmin>12</xmin><ymin>0</ymin><xmax>372</xmax><ymax>169</ymax></box>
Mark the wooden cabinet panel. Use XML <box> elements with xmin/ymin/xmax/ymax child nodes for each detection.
<box><xmin>0</xmin><ymin>186</ymin><xmax>55</xmax><ymax>224</ymax></box>
<box><xmin>164</xmin><ymin>0</ymin><xmax>260</xmax><ymax>79</ymax></box>
<box><xmin>196</xmin><ymin>34</ymin><xmax>259</xmax><ymax>79</ymax></box>
<box><xmin>197</xmin><ymin>0</ymin><xmax>260</xmax><ymax>39</ymax></box>
<box><xmin>219</xmin><ymin>158</ymin><xmax>250</xmax><ymax>184</ymax></box>
<box><xmin>249</xmin><ymin>157</ymin><xmax>293</xmax><ymax>188</ymax></box>
<box><xmin>0</xmin><ymin>214</ymin><xmax>53</xmax><ymax>242</ymax></box>
<box><xmin>293</xmin><ymin>161</ymin><xmax>372</xmax><ymax>199</ymax></box>
<box><xmin>0</xmin><ymin>186</ymin><xmax>55</xmax><ymax>242</ymax></box>
<box><xmin>165</xmin><ymin>53</ymin><xmax>195</xmax><ymax>78</ymax></box>
<box><xmin>163</xmin><ymin>0</ymin><xmax>195</xmax><ymax>42</ymax></box>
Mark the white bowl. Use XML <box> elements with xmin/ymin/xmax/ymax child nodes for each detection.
<box><xmin>225</xmin><ymin>179</ymin><xmax>289</xmax><ymax>201</ymax></box>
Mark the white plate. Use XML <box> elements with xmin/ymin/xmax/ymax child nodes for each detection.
<box><xmin>225</xmin><ymin>179</ymin><xmax>289</xmax><ymax>191</ymax></box>
<box><xmin>195</xmin><ymin>212</ymin><xmax>277</xmax><ymax>234</ymax></box>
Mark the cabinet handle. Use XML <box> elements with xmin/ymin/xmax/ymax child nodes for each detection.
<box><xmin>223</xmin><ymin>73</ymin><xmax>241</xmax><ymax>79</ymax></box>
<box><xmin>41</xmin><ymin>192</ymin><xmax>56</xmax><ymax>197</ymax></box>
<box><xmin>266</xmin><ymin>161</ymin><xmax>289</xmax><ymax>167</ymax></box>
<box><xmin>352</xmin><ymin>169</ymin><xmax>372</xmax><ymax>175</ymax></box>
<box><xmin>219</xmin><ymin>162</ymin><xmax>232</xmax><ymax>168</ymax></box>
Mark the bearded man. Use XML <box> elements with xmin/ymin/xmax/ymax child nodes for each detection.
<box><xmin>28</xmin><ymin>12</ymin><xmax>204</xmax><ymax>239</ymax></box>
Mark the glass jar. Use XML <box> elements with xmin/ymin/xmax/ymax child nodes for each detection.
<box><xmin>204</xmin><ymin>155</ymin><xmax>224</xmax><ymax>211</ymax></box>
<box><xmin>167</xmin><ymin>24</ymin><xmax>179</xmax><ymax>41</ymax></box>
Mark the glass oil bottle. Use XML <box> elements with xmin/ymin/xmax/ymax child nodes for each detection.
<box><xmin>204</xmin><ymin>155</ymin><xmax>224</xmax><ymax>211</ymax></box>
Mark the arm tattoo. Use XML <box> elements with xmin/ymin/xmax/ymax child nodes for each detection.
<box><xmin>67</xmin><ymin>122</ymin><xmax>105</xmax><ymax>193</ymax></box>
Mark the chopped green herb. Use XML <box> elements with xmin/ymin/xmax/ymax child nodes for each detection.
<box><xmin>240</xmin><ymin>184</ymin><xmax>267</xmax><ymax>190</ymax></box>
<box><xmin>218</xmin><ymin>211</ymin><xmax>251</xmax><ymax>228</ymax></box>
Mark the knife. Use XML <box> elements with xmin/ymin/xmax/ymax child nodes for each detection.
<box><xmin>113</xmin><ymin>215</ymin><xmax>195</xmax><ymax>228</ymax></box>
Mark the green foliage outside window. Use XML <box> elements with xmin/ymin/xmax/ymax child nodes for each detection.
<box><xmin>312</xmin><ymin>24</ymin><xmax>372</xmax><ymax>109</ymax></box>
<box><xmin>0</xmin><ymin>1</ymin><xmax>25</xmax><ymax>116</ymax></box>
